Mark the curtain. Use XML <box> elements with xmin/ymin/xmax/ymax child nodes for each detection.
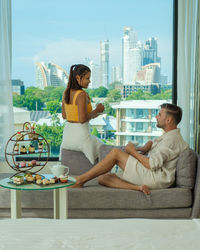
<box><xmin>193</xmin><ymin>2</ymin><xmax>200</xmax><ymax>153</ymax></box>
<box><xmin>177</xmin><ymin>0</ymin><xmax>199</xmax><ymax>150</ymax></box>
<box><xmin>0</xmin><ymin>0</ymin><xmax>14</xmax><ymax>160</ymax></box>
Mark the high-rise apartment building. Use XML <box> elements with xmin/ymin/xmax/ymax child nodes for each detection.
<box><xmin>12</xmin><ymin>79</ymin><xmax>25</xmax><ymax>95</ymax></box>
<box><xmin>100</xmin><ymin>40</ymin><xmax>109</xmax><ymax>88</ymax></box>
<box><xmin>112</xmin><ymin>65</ymin><xmax>122</xmax><ymax>83</ymax></box>
<box><xmin>143</xmin><ymin>37</ymin><xmax>161</xmax><ymax>66</ymax></box>
<box><xmin>89</xmin><ymin>61</ymin><xmax>101</xmax><ymax>89</ymax></box>
<box><xmin>35</xmin><ymin>62</ymin><xmax>68</xmax><ymax>89</ymax></box>
<box><xmin>122</xmin><ymin>27</ymin><xmax>142</xmax><ymax>85</ymax></box>
<box><xmin>112</xmin><ymin>100</ymin><xmax>165</xmax><ymax>146</ymax></box>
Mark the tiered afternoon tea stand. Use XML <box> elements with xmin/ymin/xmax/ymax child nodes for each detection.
<box><xmin>5</xmin><ymin>122</ymin><xmax>50</xmax><ymax>177</ymax></box>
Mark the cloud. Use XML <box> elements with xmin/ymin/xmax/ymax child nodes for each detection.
<box><xmin>33</xmin><ymin>38</ymin><xmax>122</xmax><ymax>68</ymax></box>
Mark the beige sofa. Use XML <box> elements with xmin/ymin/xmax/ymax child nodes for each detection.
<box><xmin>0</xmin><ymin>145</ymin><xmax>199</xmax><ymax>219</ymax></box>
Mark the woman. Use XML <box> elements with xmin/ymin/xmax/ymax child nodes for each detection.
<box><xmin>60</xmin><ymin>64</ymin><xmax>104</xmax><ymax>164</ymax></box>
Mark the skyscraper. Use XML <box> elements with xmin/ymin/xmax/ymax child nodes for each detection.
<box><xmin>122</xmin><ymin>27</ymin><xmax>141</xmax><ymax>85</ymax></box>
<box><xmin>89</xmin><ymin>61</ymin><xmax>101</xmax><ymax>89</ymax></box>
<box><xmin>35</xmin><ymin>62</ymin><xmax>68</xmax><ymax>89</ymax></box>
<box><xmin>112</xmin><ymin>65</ymin><xmax>122</xmax><ymax>83</ymax></box>
<box><xmin>143</xmin><ymin>37</ymin><xmax>160</xmax><ymax>66</ymax></box>
<box><xmin>100</xmin><ymin>40</ymin><xmax>109</xmax><ymax>88</ymax></box>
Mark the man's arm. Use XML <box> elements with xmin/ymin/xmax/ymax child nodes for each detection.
<box><xmin>136</xmin><ymin>140</ymin><xmax>153</xmax><ymax>154</ymax></box>
<box><xmin>125</xmin><ymin>142</ymin><xmax>150</xmax><ymax>169</ymax></box>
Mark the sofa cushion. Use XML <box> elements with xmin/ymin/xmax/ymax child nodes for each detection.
<box><xmin>68</xmin><ymin>179</ymin><xmax>192</xmax><ymax>209</ymax></box>
<box><xmin>175</xmin><ymin>148</ymin><xmax>197</xmax><ymax>189</ymax></box>
<box><xmin>61</xmin><ymin>148</ymin><xmax>97</xmax><ymax>175</ymax></box>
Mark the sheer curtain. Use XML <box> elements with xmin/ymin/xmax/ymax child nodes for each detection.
<box><xmin>0</xmin><ymin>0</ymin><xmax>14</xmax><ymax>160</ymax></box>
<box><xmin>177</xmin><ymin>0</ymin><xmax>199</xmax><ymax>149</ymax></box>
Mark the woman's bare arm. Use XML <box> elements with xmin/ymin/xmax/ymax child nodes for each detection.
<box><xmin>76</xmin><ymin>91</ymin><xmax>104</xmax><ymax>123</ymax></box>
<box><xmin>62</xmin><ymin>100</ymin><xmax>66</xmax><ymax>119</ymax></box>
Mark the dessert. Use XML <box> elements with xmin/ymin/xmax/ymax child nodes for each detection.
<box><xmin>25</xmin><ymin>173</ymin><xmax>35</xmax><ymax>182</ymax></box>
<box><xmin>20</xmin><ymin>161</ymin><xmax>26</xmax><ymax>168</ymax></box>
<box><xmin>29</xmin><ymin>144</ymin><xmax>35</xmax><ymax>153</ymax></box>
<box><xmin>28</xmin><ymin>162</ymin><xmax>32</xmax><ymax>167</ymax></box>
<box><xmin>38</xmin><ymin>142</ymin><xmax>43</xmax><ymax>152</ymax></box>
<box><xmin>42</xmin><ymin>179</ymin><xmax>49</xmax><ymax>185</ymax></box>
<box><xmin>31</xmin><ymin>160</ymin><xmax>37</xmax><ymax>166</ymax></box>
<box><xmin>14</xmin><ymin>143</ymin><xmax>19</xmax><ymax>153</ymax></box>
<box><xmin>35</xmin><ymin>174</ymin><xmax>42</xmax><ymax>181</ymax></box>
<box><xmin>36</xmin><ymin>179</ymin><xmax>42</xmax><ymax>185</ymax></box>
<box><xmin>20</xmin><ymin>145</ymin><xmax>27</xmax><ymax>154</ymax></box>
<box><xmin>13</xmin><ymin>176</ymin><xmax>24</xmax><ymax>185</ymax></box>
<box><xmin>59</xmin><ymin>175</ymin><xmax>68</xmax><ymax>183</ymax></box>
<box><xmin>16</xmin><ymin>132</ymin><xmax>24</xmax><ymax>141</ymax></box>
<box><xmin>49</xmin><ymin>178</ymin><xmax>56</xmax><ymax>184</ymax></box>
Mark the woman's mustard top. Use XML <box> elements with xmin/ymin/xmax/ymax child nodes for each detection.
<box><xmin>64</xmin><ymin>90</ymin><xmax>92</xmax><ymax>122</ymax></box>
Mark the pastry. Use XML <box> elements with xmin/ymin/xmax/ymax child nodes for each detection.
<box><xmin>20</xmin><ymin>145</ymin><xmax>27</xmax><ymax>154</ymax></box>
<box><xmin>13</xmin><ymin>176</ymin><xmax>24</xmax><ymax>185</ymax></box>
<box><xmin>31</xmin><ymin>160</ymin><xmax>37</xmax><ymax>166</ymax></box>
<box><xmin>59</xmin><ymin>175</ymin><xmax>68</xmax><ymax>183</ymax></box>
<box><xmin>29</xmin><ymin>144</ymin><xmax>35</xmax><ymax>153</ymax></box>
<box><xmin>36</xmin><ymin>179</ymin><xmax>42</xmax><ymax>185</ymax></box>
<box><xmin>28</xmin><ymin>162</ymin><xmax>32</xmax><ymax>167</ymax></box>
<box><xmin>49</xmin><ymin>178</ymin><xmax>56</xmax><ymax>184</ymax></box>
<box><xmin>42</xmin><ymin>179</ymin><xmax>49</xmax><ymax>185</ymax></box>
<box><xmin>20</xmin><ymin>161</ymin><xmax>26</xmax><ymax>168</ymax></box>
<box><xmin>38</xmin><ymin>142</ymin><xmax>43</xmax><ymax>152</ymax></box>
<box><xmin>14</xmin><ymin>143</ymin><xmax>19</xmax><ymax>153</ymax></box>
<box><xmin>25</xmin><ymin>173</ymin><xmax>35</xmax><ymax>182</ymax></box>
<box><xmin>35</xmin><ymin>174</ymin><xmax>42</xmax><ymax>180</ymax></box>
<box><xmin>16</xmin><ymin>132</ymin><xmax>24</xmax><ymax>141</ymax></box>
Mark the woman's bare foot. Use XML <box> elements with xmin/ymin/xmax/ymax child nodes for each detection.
<box><xmin>139</xmin><ymin>185</ymin><xmax>150</xmax><ymax>195</ymax></box>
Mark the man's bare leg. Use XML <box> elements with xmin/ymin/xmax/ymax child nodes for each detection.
<box><xmin>70</xmin><ymin>148</ymin><xmax>150</xmax><ymax>194</ymax></box>
<box><xmin>71</xmin><ymin>148</ymin><xmax>127</xmax><ymax>187</ymax></box>
<box><xmin>98</xmin><ymin>173</ymin><xmax>150</xmax><ymax>195</ymax></box>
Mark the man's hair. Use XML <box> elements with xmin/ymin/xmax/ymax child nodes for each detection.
<box><xmin>161</xmin><ymin>103</ymin><xmax>182</xmax><ymax>125</ymax></box>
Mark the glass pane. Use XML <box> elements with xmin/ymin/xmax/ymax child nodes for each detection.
<box><xmin>12</xmin><ymin>0</ymin><xmax>173</xmax><ymax>152</ymax></box>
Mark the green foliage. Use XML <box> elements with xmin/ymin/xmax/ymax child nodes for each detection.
<box><xmin>126</xmin><ymin>89</ymin><xmax>172</xmax><ymax>100</ymax></box>
<box><xmin>13</xmin><ymin>86</ymin><xmax>65</xmax><ymax>111</ymax></box>
<box><xmin>91</xmin><ymin>127</ymin><xmax>100</xmax><ymax>137</ymax></box>
<box><xmin>86</xmin><ymin>86</ymin><xmax>108</xmax><ymax>98</ymax></box>
<box><xmin>103</xmin><ymin>101</ymin><xmax>116</xmax><ymax>117</ymax></box>
<box><xmin>107</xmin><ymin>89</ymin><xmax>122</xmax><ymax>102</ymax></box>
<box><xmin>44</xmin><ymin>100</ymin><xmax>62</xmax><ymax>114</ymax></box>
<box><xmin>35</xmin><ymin>114</ymin><xmax>64</xmax><ymax>155</ymax></box>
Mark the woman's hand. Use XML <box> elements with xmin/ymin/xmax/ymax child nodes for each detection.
<box><xmin>96</xmin><ymin>103</ymin><xmax>104</xmax><ymax>113</ymax></box>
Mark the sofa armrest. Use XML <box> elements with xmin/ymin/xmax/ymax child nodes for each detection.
<box><xmin>192</xmin><ymin>154</ymin><xmax>200</xmax><ymax>218</ymax></box>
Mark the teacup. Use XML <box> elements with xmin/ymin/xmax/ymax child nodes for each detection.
<box><xmin>50</xmin><ymin>164</ymin><xmax>69</xmax><ymax>177</ymax></box>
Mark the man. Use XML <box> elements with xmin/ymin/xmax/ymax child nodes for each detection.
<box><xmin>71</xmin><ymin>103</ymin><xmax>188</xmax><ymax>195</ymax></box>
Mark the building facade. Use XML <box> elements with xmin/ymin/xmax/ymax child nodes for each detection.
<box><xmin>112</xmin><ymin>100</ymin><xmax>166</xmax><ymax>146</ymax></box>
<box><xmin>35</xmin><ymin>62</ymin><xmax>68</xmax><ymax>89</ymax></box>
<box><xmin>100</xmin><ymin>40</ymin><xmax>109</xmax><ymax>88</ymax></box>
<box><xmin>12</xmin><ymin>80</ymin><xmax>25</xmax><ymax>95</ymax></box>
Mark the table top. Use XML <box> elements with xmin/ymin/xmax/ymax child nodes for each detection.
<box><xmin>0</xmin><ymin>174</ymin><xmax>76</xmax><ymax>190</ymax></box>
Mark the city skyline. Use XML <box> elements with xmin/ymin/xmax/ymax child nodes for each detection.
<box><xmin>12</xmin><ymin>0</ymin><xmax>173</xmax><ymax>87</ymax></box>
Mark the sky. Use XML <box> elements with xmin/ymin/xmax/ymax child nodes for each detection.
<box><xmin>12</xmin><ymin>0</ymin><xmax>173</xmax><ymax>87</ymax></box>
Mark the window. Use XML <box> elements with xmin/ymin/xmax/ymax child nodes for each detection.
<box><xmin>12</xmin><ymin>0</ymin><xmax>174</xmax><ymax>153</ymax></box>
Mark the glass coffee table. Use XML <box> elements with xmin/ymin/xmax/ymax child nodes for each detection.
<box><xmin>0</xmin><ymin>174</ymin><xmax>76</xmax><ymax>219</ymax></box>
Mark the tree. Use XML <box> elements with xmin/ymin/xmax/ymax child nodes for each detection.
<box><xmin>44</xmin><ymin>100</ymin><xmax>62</xmax><ymax>114</ymax></box>
<box><xmin>107</xmin><ymin>89</ymin><xmax>122</xmax><ymax>102</ymax></box>
<box><xmin>103</xmin><ymin>100</ymin><xmax>116</xmax><ymax>117</ymax></box>
<box><xmin>91</xmin><ymin>127</ymin><xmax>100</xmax><ymax>137</ymax></box>
<box><xmin>93</xmin><ymin>86</ymin><xmax>108</xmax><ymax>97</ymax></box>
<box><xmin>126</xmin><ymin>89</ymin><xmax>145</xmax><ymax>100</ymax></box>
